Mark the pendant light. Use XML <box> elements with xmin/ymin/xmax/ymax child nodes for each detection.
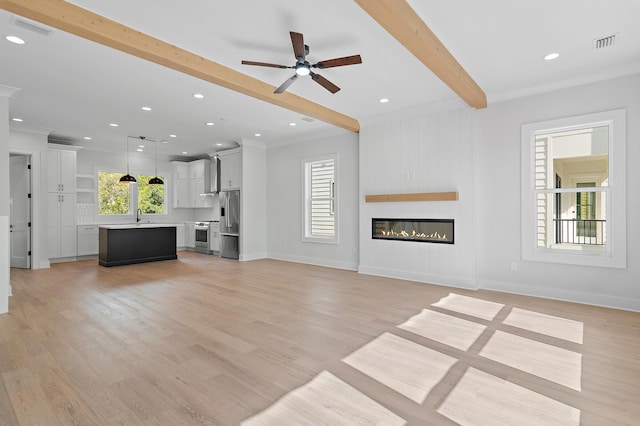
<box><xmin>119</xmin><ymin>136</ymin><xmax>138</xmax><ymax>183</ymax></box>
<box><xmin>148</xmin><ymin>139</ymin><xmax>164</xmax><ymax>185</ymax></box>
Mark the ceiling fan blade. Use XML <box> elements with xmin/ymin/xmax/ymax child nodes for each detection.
<box><xmin>290</xmin><ymin>31</ymin><xmax>306</xmax><ymax>59</ymax></box>
<box><xmin>310</xmin><ymin>72</ymin><xmax>340</xmax><ymax>94</ymax></box>
<box><xmin>241</xmin><ymin>60</ymin><xmax>290</xmax><ymax>69</ymax></box>
<box><xmin>313</xmin><ymin>54</ymin><xmax>362</xmax><ymax>69</ymax></box>
<box><xmin>274</xmin><ymin>74</ymin><xmax>298</xmax><ymax>94</ymax></box>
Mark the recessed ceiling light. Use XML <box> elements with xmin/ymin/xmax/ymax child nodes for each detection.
<box><xmin>5</xmin><ymin>35</ymin><xmax>25</xmax><ymax>45</ymax></box>
<box><xmin>289</xmin><ymin>122</ymin><xmax>296</xmax><ymax>126</ymax></box>
<box><xmin>206</xmin><ymin>122</ymin><xmax>215</xmax><ymax>126</ymax></box>
<box><xmin>109</xmin><ymin>123</ymin><xmax>119</xmax><ymax>127</ymax></box>
<box><xmin>162</xmin><ymin>140</ymin><xmax>169</xmax><ymax>144</ymax></box>
<box><xmin>83</xmin><ymin>136</ymin><xmax>92</xmax><ymax>140</ymax></box>
<box><xmin>379</xmin><ymin>98</ymin><xmax>390</xmax><ymax>103</ymax></box>
<box><xmin>193</xmin><ymin>93</ymin><xmax>204</xmax><ymax>99</ymax></box>
<box><xmin>216</xmin><ymin>143</ymin><xmax>223</xmax><ymax>146</ymax></box>
<box><xmin>169</xmin><ymin>134</ymin><xmax>177</xmax><ymax>138</ymax></box>
<box><xmin>182</xmin><ymin>151</ymin><xmax>188</xmax><ymax>154</ymax></box>
<box><xmin>138</xmin><ymin>145</ymin><xmax>145</xmax><ymax>148</ymax></box>
<box><xmin>544</xmin><ymin>52</ymin><xmax>560</xmax><ymax>61</ymax></box>
<box><xmin>141</xmin><ymin>106</ymin><xmax>152</xmax><ymax>111</ymax></box>
<box><xmin>11</xmin><ymin>117</ymin><xmax>23</xmax><ymax>122</ymax></box>
<box><xmin>136</xmin><ymin>148</ymin><xmax>143</xmax><ymax>152</ymax></box>
<box><xmin>254</xmin><ymin>133</ymin><xmax>262</xmax><ymax>137</ymax></box>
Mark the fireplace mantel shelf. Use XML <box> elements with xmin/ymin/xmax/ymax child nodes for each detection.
<box><xmin>365</xmin><ymin>191</ymin><xmax>458</xmax><ymax>203</ymax></box>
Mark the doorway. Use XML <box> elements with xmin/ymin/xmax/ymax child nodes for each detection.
<box><xmin>10</xmin><ymin>154</ymin><xmax>31</xmax><ymax>269</ymax></box>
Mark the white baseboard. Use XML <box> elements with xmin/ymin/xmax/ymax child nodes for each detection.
<box><xmin>477</xmin><ymin>278</ymin><xmax>640</xmax><ymax>312</ymax></box>
<box><xmin>268</xmin><ymin>252</ymin><xmax>358</xmax><ymax>271</ymax></box>
<box><xmin>357</xmin><ymin>265</ymin><xmax>477</xmax><ymax>290</ymax></box>
<box><xmin>240</xmin><ymin>252</ymin><xmax>267</xmax><ymax>262</ymax></box>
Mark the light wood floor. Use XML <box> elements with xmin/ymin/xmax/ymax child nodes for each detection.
<box><xmin>2</xmin><ymin>252</ymin><xmax>639</xmax><ymax>425</ymax></box>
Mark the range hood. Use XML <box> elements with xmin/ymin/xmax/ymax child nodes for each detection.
<box><xmin>202</xmin><ymin>156</ymin><xmax>220</xmax><ymax>195</ymax></box>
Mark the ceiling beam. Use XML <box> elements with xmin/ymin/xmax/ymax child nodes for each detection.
<box><xmin>0</xmin><ymin>0</ymin><xmax>360</xmax><ymax>132</ymax></box>
<box><xmin>354</xmin><ymin>0</ymin><xmax>487</xmax><ymax>109</ymax></box>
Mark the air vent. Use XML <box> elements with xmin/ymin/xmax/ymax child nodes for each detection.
<box><xmin>11</xmin><ymin>16</ymin><xmax>53</xmax><ymax>37</ymax></box>
<box><xmin>300</xmin><ymin>117</ymin><xmax>315</xmax><ymax>123</ymax></box>
<box><xmin>593</xmin><ymin>34</ymin><xmax>617</xmax><ymax>50</ymax></box>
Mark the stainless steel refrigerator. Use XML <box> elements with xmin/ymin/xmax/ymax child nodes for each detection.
<box><xmin>219</xmin><ymin>190</ymin><xmax>240</xmax><ymax>259</ymax></box>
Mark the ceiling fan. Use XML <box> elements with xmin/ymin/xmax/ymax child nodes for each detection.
<box><xmin>242</xmin><ymin>31</ymin><xmax>362</xmax><ymax>94</ymax></box>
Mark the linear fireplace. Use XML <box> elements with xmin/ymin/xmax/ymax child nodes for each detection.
<box><xmin>372</xmin><ymin>218</ymin><xmax>454</xmax><ymax>244</ymax></box>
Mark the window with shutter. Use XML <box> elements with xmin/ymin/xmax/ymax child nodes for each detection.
<box><xmin>303</xmin><ymin>155</ymin><xmax>338</xmax><ymax>243</ymax></box>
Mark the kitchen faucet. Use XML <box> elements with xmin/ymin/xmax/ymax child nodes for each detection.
<box><xmin>136</xmin><ymin>208</ymin><xmax>142</xmax><ymax>223</ymax></box>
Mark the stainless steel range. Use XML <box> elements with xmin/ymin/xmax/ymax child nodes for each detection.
<box><xmin>194</xmin><ymin>221</ymin><xmax>220</xmax><ymax>255</ymax></box>
<box><xmin>194</xmin><ymin>221</ymin><xmax>211</xmax><ymax>254</ymax></box>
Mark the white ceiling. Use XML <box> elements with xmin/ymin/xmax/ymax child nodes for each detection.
<box><xmin>2</xmin><ymin>0</ymin><xmax>639</xmax><ymax>159</ymax></box>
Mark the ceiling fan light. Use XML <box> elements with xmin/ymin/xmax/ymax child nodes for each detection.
<box><xmin>295</xmin><ymin>64</ymin><xmax>310</xmax><ymax>76</ymax></box>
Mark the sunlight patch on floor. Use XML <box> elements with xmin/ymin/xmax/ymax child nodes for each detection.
<box><xmin>431</xmin><ymin>293</ymin><xmax>505</xmax><ymax>321</ymax></box>
<box><xmin>503</xmin><ymin>307</ymin><xmax>584</xmax><ymax>343</ymax></box>
<box><xmin>342</xmin><ymin>332</ymin><xmax>457</xmax><ymax>403</ymax></box>
<box><xmin>437</xmin><ymin>367</ymin><xmax>580</xmax><ymax>426</ymax></box>
<box><xmin>243</xmin><ymin>293</ymin><xmax>583</xmax><ymax>424</ymax></box>
<box><xmin>241</xmin><ymin>371</ymin><xmax>406</xmax><ymax>426</ymax></box>
<box><xmin>398</xmin><ymin>309</ymin><xmax>486</xmax><ymax>351</ymax></box>
<box><xmin>479</xmin><ymin>330</ymin><xmax>582</xmax><ymax>390</ymax></box>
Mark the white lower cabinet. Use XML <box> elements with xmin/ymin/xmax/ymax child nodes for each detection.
<box><xmin>176</xmin><ymin>224</ymin><xmax>185</xmax><ymax>248</ymax></box>
<box><xmin>48</xmin><ymin>193</ymin><xmax>77</xmax><ymax>259</ymax></box>
<box><xmin>185</xmin><ymin>222</ymin><xmax>195</xmax><ymax>248</ymax></box>
<box><xmin>77</xmin><ymin>225</ymin><xmax>99</xmax><ymax>256</ymax></box>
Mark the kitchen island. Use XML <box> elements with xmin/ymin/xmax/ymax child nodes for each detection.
<box><xmin>99</xmin><ymin>224</ymin><xmax>177</xmax><ymax>267</ymax></box>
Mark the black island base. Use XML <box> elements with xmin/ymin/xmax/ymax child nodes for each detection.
<box><xmin>99</xmin><ymin>225</ymin><xmax>177</xmax><ymax>267</ymax></box>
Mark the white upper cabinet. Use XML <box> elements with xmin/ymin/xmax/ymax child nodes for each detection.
<box><xmin>48</xmin><ymin>148</ymin><xmax>76</xmax><ymax>193</ymax></box>
<box><xmin>171</xmin><ymin>160</ymin><xmax>213</xmax><ymax>208</ymax></box>
<box><xmin>218</xmin><ymin>148</ymin><xmax>242</xmax><ymax>190</ymax></box>
<box><xmin>171</xmin><ymin>161</ymin><xmax>191</xmax><ymax>208</ymax></box>
<box><xmin>174</xmin><ymin>162</ymin><xmax>190</xmax><ymax>179</ymax></box>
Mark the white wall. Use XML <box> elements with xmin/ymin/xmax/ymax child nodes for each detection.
<box><xmin>475</xmin><ymin>73</ymin><xmax>640</xmax><ymax>311</ymax></box>
<box><xmin>241</xmin><ymin>140</ymin><xmax>267</xmax><ymax>261</ymax></box>
<box><xmin>358</xmin><ymin>102</ymin><xmax>476</xmax><ymax>288</ymax></box>
<box><xmin>266</xmin><ymin>131</ymin><xmax>359</xmax><ymax>270</ymax></box>
<box><xmin>0</xmin><ymin>90</ymin><xmax>11</xmax><ymax>314</ymax></box>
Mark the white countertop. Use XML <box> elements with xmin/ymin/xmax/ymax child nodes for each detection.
<box><xmin>99</xmin><ymin>223</ymin><xmax>178</xmax><ymax>229</ymax></box>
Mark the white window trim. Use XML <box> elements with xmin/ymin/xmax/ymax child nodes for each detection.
<box><xmin>302</xmin><ymin>153</ymin><xmax>339</xmax><ymax>245</ymax></box>
<box><xmin>521</xmin><ymin>109</ymin><xmax>626</xmax><ymax>268</ymax></box>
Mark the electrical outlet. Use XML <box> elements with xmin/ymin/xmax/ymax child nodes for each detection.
<box><xmin>510</xmin><ymin>262</ymin><xmax>518</xmax><ymax>271</ymax></box>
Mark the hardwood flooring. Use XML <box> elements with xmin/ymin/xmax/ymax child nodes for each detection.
<box><xmin>2</xmin><ymin>252</ymin><xmax>639</xmax><ymax>425</ymax></box>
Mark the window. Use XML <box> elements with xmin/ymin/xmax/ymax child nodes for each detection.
<box><xmin>98</xmin><ymin>171</ymin><xmax>165</xmax><ymax>215</ymax></box>
<box><xmin>98</xmin><ymin>171</ymin><xmax>130</xmax><ymax>214</ymax></box>
<box><xmin>137</xmin><ymin>175</ymin><xmax>165</xmax><ymax>214</ymax></box>
<box><xmin>521</xmin><ymin>109</ymin><xmax>626</xmax><ymax>268</ymax></box>
<box><xmin>303</xmin><ymin>155</ymin><xmax>338</xmax><ymax>243</ymax></box>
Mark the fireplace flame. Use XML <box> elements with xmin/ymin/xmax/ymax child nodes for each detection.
<box><xmin>380</xmin><ymin>229</ymin><xmax>448</xmax><ymax>240</ymax></box>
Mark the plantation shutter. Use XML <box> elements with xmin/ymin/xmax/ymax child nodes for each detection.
<box><xmin>310</xmin><ymin>159</ymin><xmax>335</xmax><ymax>236</ymax></box>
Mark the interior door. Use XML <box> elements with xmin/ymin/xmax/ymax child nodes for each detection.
<box><xmin>10</xmin><ymin>155</ymin><xmax>31</xmax><ymax>269</ymax></box>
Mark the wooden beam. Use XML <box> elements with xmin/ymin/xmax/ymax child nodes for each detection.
<box><xmin>365</xmin><ymin>192</ymin><xmax>458</xmax><ymax>203</ymax></box>
<box><xmin>0</xmin><ymin>0</ymin><xmax>360</xmax><ymax>132</ymax></box>
<box><xmin>354</xmin><ymin>0</ymin><xmax>487</xmax><ymax>109</ymax></box>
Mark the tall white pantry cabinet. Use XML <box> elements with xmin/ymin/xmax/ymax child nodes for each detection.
<box><xmin>47</xmin><ymin>146</ymin><xmax>77</xmax><ymax>259</ymax></box>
